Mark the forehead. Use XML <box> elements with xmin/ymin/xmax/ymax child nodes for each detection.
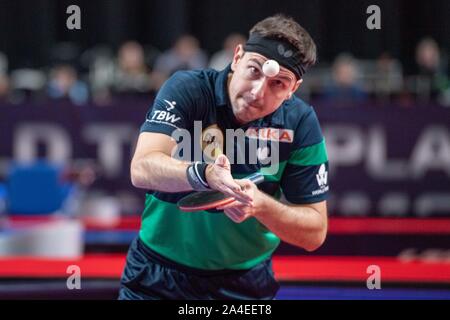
<box><xmin>243</xmin><ymin>52</ymin><xmax>296</xmax><ymax>81</ymax></box>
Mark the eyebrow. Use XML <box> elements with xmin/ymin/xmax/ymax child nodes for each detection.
<box><xmin>248</xmin><ymin>58</ymin><xmax>294</xmax><ymax>83</ymax></box>
<box><xmin>248</xmin><ymin>58</ymin><xmax>263</xmax><ymax>68</ymax></box>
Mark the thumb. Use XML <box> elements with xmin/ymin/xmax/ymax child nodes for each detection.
<box><xmin>215</xmin><ymin>154</ymin><xmax>230</xmax><ymax>169</ymax></box>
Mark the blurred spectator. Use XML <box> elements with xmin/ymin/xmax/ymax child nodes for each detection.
<box><xmin>416</xmin><ymin>38</ymin><xmax>444</xmax><ymax>76</ymax></box>
<box><xmin>322</xmin><ymin>54</ymin><xmax>368</xmax><ymax>105</ymax></box>
<box><xmin>373</xmin><ymin>52</ymin><xmax>403</xmax><ymax>101</ymax></box>
<box><xmin>47</xmin><ymin>64</ymin><xmax>89</xmax><ymax>105</ymax></box>
<box><xmin>83</xmin><ymin>45</ymin><xmax>116</xmax><ymax>105</ymax></box>
<box><xmin>0</xmin><ymin>51</ymin><xmax>11</xmax><ymax>103</ymax></box>
<box><xmin>0</xmin><ymin>74</ymin><xmax>11</xmax><ymax>103</ymax></box>
<box><xmin>152</xmin><ymin>35</ymin><xmax>207</xmax><ymax>90</ymax></box>
<box><xmin>209</xmin><ymin>33</ymin><xmax>246</xmax><ymax>71</ymax></box>
<box><xmin>413</xmin><ymin>37</ymin><xmax>449</xmax><ymax>103</ymax></box>
<box><xmin>113</xmin><ymin>41</ymin><xmax>152</xmax><ymax>95</ymax></box>
<box><xmin>10</xmin><ymin>68</ymin><xmax>47</xmax><ymax>103</ymax></box>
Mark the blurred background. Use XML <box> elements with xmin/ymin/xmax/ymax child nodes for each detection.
<box><xmin>0</xmin><ymin>0</ymin><xmax>449</xmax><ymax>299</ymax></box>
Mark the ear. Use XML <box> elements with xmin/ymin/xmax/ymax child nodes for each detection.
<box><xmin>230</xmin><ymin>44</ymin><xmax>244</xmax><ymax>72</ymax></box>
<box><xmin>287</xmin><ymin>78</ymin><xmax>303</xmax><ymax>99</ymax></box>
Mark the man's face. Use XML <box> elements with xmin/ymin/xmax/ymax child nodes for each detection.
<box><xmin>228</xmin><ymin>45</ymin><xmax>302</xmax><ymax>125</ymax></box>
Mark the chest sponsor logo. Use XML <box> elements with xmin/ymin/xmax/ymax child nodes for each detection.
<box><xmin>245</xmin><ymin>127</ymin><xmax>294</xmax><ymax>143</ymax></box>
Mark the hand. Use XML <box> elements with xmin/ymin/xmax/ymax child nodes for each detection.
<box><xmin>216</xmin><ymin>179</ymin><xmax>261</xmax><ymax>223</ymax></box>
<box><xmin>205</xmin><ymin>154</ymin><xmax>253</xmax><ymax>205</ymax></box>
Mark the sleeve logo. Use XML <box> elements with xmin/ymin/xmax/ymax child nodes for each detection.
<box><xmin>316</xmin><ymin>164</ymin><xmax>328</xmax><ymax>186</ymax></box>
<box><xmin>163</xmin><ymin>99</ymin><xmax>176</xmax><ymax>111</ymax></box>
<box><xmin>312</xmin><ymin>164</ymin><xmax>329</xmax><ymax>196</ymax></box>
<box><xmin>148</xmin><ymin>99</ymin><xmax>180</xmax><ymax>124</ymax></box>
<box><xmin>151</xmin><ymin>110</ymin><xmax>180</xmax><ymax>123</ymax></box>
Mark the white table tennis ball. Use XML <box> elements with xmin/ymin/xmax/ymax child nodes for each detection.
<box><xmin>262</xmin><ymin>59</ymin><xmax>280</xmax><ymax>77</ymax></box>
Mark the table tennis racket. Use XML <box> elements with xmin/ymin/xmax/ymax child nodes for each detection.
<box><xmin>177</xmin><ymin>172</ymin><xmax>265</xmax><ymax>212</ymax></box>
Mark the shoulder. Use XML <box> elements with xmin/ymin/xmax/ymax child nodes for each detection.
<box><xmin>163</xmin><ymin>69</ymin><xmax>217</xmax><ymax>95</ymax></box>
<box><xmin>282</xmin><ymin>96</ymin><xmax>324</xmax><ymax>147</ymax></box>
<box><xmin>283</xmin><ymin>96</ymin><xmax>320</xmax><ymax>128</ymax></box>
<box><xmin>155</xmin><ymin>69</ymin><xmax>218</xmax><ymax>114</ymax></box>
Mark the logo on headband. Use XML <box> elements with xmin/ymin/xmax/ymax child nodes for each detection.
<box><xmin>277</xmin><ymin>44</ymin><xmax>293</xmax><ymax>58</ymax></box>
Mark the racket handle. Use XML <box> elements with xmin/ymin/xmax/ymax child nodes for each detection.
<box><xmin>245</xmin><ymin>172</ymin><xmax>265</xmax><ymax>185</ymax></box>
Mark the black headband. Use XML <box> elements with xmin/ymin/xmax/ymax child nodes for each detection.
<box><xmin>243</xmin><ymin>33</ymin><xmax>307</xmax><ymax>79</ymax></box>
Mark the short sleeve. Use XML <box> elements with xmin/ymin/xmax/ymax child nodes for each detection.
<box><xmin>140</xmin><ymin>71</ymin><xmax>197</xmax><ymax>136</ymax></box>
<box><xmin>280</xmin><ymin>108</ymin><xmax>330</xmax><ymax>204</ymax></box>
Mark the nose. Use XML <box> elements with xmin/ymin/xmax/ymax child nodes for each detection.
<box><xmin>250</xmin><ymin>77</ymin><xmax>268</xmax><ymax>100</ymax></box>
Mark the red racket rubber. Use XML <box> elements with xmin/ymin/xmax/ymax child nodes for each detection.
<box><xmin>177</xmin><ymin>172</ymin><xmax>264</xmax><ymax>212</ymax></box>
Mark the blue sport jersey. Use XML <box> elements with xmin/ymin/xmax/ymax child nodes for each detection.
<box><xmin>138</xmin><ymin>65</ymin><xmax>329</xmax><ymax>270</ymax></box>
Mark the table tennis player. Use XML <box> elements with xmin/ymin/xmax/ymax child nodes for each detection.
<box><xmin>119</xmin><ymin>14</ymin><xmax>329</xmax><ymax>300</ymax></box>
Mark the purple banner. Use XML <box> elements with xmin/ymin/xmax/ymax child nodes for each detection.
<box><xmin>1</xmin><ymin>101</ymin><xmax>449</xmax><ymax>217</ymax></box>
<box><xmin>316</xmin><ymin>103</ymin><xmax>450</xmax><ymax>218</ymax></box>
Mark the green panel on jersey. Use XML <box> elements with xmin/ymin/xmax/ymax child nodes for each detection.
<box><xmin>288</xmin><ymin>140</ymin><xmax>328</xmax><ymax>166</ymax></box>
<box><xmin>139</xmin><ymin>194</ymin><xmax>280</xmax><ymax>270</ymax></box>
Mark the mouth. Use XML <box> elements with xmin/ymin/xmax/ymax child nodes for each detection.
<box><xmin>245</xmin><ymin>103</ymin><xmax>258</xmax><ymax>109</ymax></box>
<box><xmin>242</xmin><ymin>99</ymin><xmax>261</xmax><ymax>110</ymax></box>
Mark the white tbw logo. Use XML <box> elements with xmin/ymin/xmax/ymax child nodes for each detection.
<box><xmin>163</xmin><ymin>99</ymin><xmax>176</xmax><ymax>111</ymax></box>
<box><xmin>151</xmin><ymin>110</ymin><xmax>180</xmax><ymax>123</ymax></box>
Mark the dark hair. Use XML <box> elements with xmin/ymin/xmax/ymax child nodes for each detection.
<box><xmin>249</xmin><ymin>14</ymin><xmax>317</xmax><ymax>68</ymax></box>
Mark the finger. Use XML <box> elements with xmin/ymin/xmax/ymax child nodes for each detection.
<box><xmin>216</xmin><ymin>200</ymin><xmax>249</xmax><ymax>210</ymax></box>
<box><xmin>220</xmin><ymin>185</ymin><xmax>242</xmax><ymax>199</ymax></box>
<box><xmin>216</xmin><ymin>200</ymin><xmax>237</xmax><ymax>210</ymax></box>
<box><xmin>224</xmin><ymin>208</ymin><xmax>246</xmax><ymax>223</ymax></box>
<box><xmin>229</xmin><ymin>180</ymin><xmax>254</xmax><ymax>199</ymax></box>
<box><xmin>235</xmin><ymin>179</ymin><xmax>253</xmax><ymax>191</ymax></box>
<box><xmin>225</xmin><ymin>179</ymin><xmax>245</xmax><ymax>193</ymax></box>
<box><xmin>232</xmin><ymin>187</ymin><xmax>253</xmax><ymax>203</ymax></box>
<box><xmin>228</xmin><ymin>206</ymin><xmax>245</xmax><ymax>217</ymax></box>
<box><xmin>220</xmin><ymin>184</ymin><xmax>253</xmax><ymax>204</ymax></box>
<box><xmin>226</xmin><ymin>207</ymin><xmax>250</xmax><ymax>223</ymax></box>
<box><xmin>232</xmin><ymin>181</ymin><xmax>254</xmax><ymax>203</ymax></box>
<box><xmin>223</xmin><ymin>208</ymin><xmax>240</xmax><ymax>222</ymax></box>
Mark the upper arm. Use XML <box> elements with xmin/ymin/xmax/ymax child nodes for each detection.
<box><xmin>281</xmin><ymin>196</ymin><xmax>328</xmax><ymax>222</ymax></box>
<box><xmin>134</xmin><ymin>72</ymin><xmax>200</xmax><ymax>165</ymax></box>
<box><xmin>132</xmin><ymin>132</ymin><xmax>177</xmax><ymax>163</ymax></box>
<box><xmin>292</xmin><ymin>200</ymin><xmax>328</xmax><ymax>247</ymax></box>
<box><xmin>301</xmin><ymin>200</ymin><xmax>328</xmax><ymax>220</ymax></box>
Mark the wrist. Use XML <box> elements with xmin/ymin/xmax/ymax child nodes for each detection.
<box><xmin>205</xmin><ymin>163</ymin><xmax>213</xmax><ymax>186</ymax></box>
<box><xmin>186</xmin><ymin>161</ymin><xmax>210</xmax><ymax>191</ymax></box>
<box><xmin>252</xmin><ymin>190</ymin><xmax>272</xmax><ymax>218</ymax></box>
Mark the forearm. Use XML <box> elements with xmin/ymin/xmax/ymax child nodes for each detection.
<box><xmin>253</xmin><ymin>192</ymin><xmax>327</xmax><ymax>251</ymax></box>
<box><xmin>130</xmin><ymin>151</ymin><xmax>192</xmax><ymax>192</ymax></box>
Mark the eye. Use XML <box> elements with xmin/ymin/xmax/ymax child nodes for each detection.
<box><xmin>249</xmin><ymin>66</ymin><xmax>260</xmax><ymax>76</ymax></box>
<box><xmin>272</xmin><ymin>79</ymin><xmax>285</xmax><ymax>88</ymax></box>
